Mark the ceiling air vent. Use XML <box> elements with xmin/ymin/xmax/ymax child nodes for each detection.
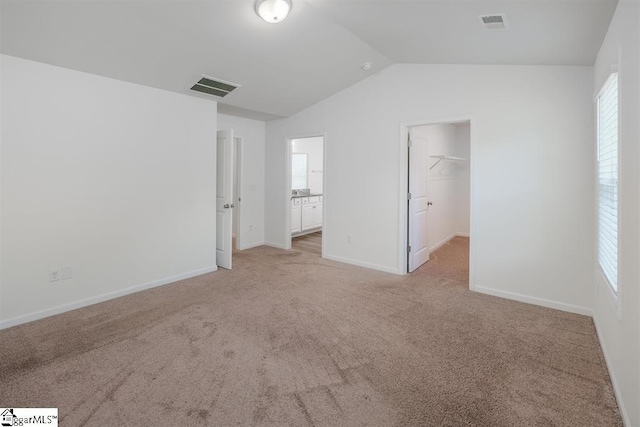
<box><xmin>189</xmin><ymin>76</ymin><xmax>240</xmax><ymax>98</ymax></box>
<box><xmin>478</xmin><ymin>14</ymin><xmax>508</xmax><ymax>30</ymax></box>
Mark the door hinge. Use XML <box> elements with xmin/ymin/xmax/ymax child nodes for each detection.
<box><xmin>407</xmin><ymin>192</ymin><xmax>412</xmax><ymax>200</ymax></box>
<box><xmin>408</xmin><ymin>139</ymin><xmax>413</xmax><ymax>148</ymax></box>
<box><xmin>407</xmin><ymin>245</ymin><xmax>412</xmax><ymax>253</ymax></box>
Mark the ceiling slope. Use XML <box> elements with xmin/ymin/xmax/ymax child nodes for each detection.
<box><xmin>0</xmin><ymin>0</ymin><xmax>618</xmax><ymax>119</ymax></box>
<box><xmin>0</xmin><ymin>0</ymin><xmax>392</xmax><ymax>119</ymax></box>
<box><xmin>307</xmin><ymin>0</ymin><xmax>618</xmax><ymax>66</ymax></box>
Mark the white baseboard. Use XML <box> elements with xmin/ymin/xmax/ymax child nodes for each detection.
<box><xmin>593</xmin><ymin>318</ymin><xmax>630</xmax><ymax>426</ymax></box>
<box><xmin>238</xmin><ymin>241</ymin><xmax>265</xmax><ymax>250</ymax></box>
<box><xmin>0</xmin><ymin>266</ymin><xmax>218</xmax><ymax>330</ymax></box>
<box><xmin>474</xmin><ymin>286</ymin><xmax>593</xmax><ymax>316</ymax></box>
<box><xmin>264</xmin><ymin>241</ymin><xmax>287</xmax><ymax>249</ymax></box>
<box><xmin>430</xmin><ymin>232</ymin><xmax>469</xmax><ymax>253</ymax></box>
<box><xmin>323</xmin><ymin>253</ymin><xmax>401</xmax><ymax>275</ymax></box>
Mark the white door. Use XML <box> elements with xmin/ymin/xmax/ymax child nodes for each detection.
<box><xmin>408</xmin><ymin>130</ymin><xmax>430</xmax><ymax>272</ymax></box>
<box><xmin>216</xmin><ymin>129</ymin><xmax>234</xmax><ymax>269</ymax></box>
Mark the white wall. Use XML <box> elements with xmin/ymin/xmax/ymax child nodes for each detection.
<box><xmin>592</xmin><ymin>1</ymin><xmax>640</xmax><ymax>425</ymax></box>
<box><xmin>232</xmin><ymin>137</ymin><xmax>239</xmax><ymax>238</ymax></box>
<box><xmin>217</xmin><ymin>114</ymin><xmax>266</xmax><ymax>250</ymax></box>
<box><xmin>455</xmin><ymin>125</ymin><xmax>471</xmax><ymax>236</ymax></box>
<box><xmin>292</xmin><ymin>137</ymin><xmax>324</xmax><ymax>194</ymax></box>
<box><xmin>265</xmin><ymin>63</ymin><xmax>595</xmax><ymax>314</ymax></box>
<box><xmin>411</xmin><ymin>123</ymin><xmax>470</xmax><ymax>252</ymax></box>
<box><xmin>0</xmin><ymin>55</ymin><xmax>218</xmax><ymax>328</ymax></box>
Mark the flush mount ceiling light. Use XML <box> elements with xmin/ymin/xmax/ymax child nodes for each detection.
<box><xmin>255</xmin><ymin>0</ymin><xmax>292</xmax><ymax>24</ymax></box>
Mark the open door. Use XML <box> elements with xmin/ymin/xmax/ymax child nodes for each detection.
<box><xmin>408</xmin><ymin>130</ymin><xmax>430</xmax><ymax>272</ymax></box>
<box><xmin>216</xmin><ymin>129</ymin><xmax>234</xmax><ymax>269</ymax></box>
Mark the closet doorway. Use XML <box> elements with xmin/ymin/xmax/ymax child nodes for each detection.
<box><xmin>216</xmin><ymin>131</ymin><xmax>243</xmax><ymax>269</ymax></box>
<box><xmin>285</xmin><ymin>135</ymin><xmax>326</xmax><ymax>256</ymax></box>
<box><xmin>402</xmin><ymin>119</ymin><xmax>473</xmax><ymax>280</ymax></box>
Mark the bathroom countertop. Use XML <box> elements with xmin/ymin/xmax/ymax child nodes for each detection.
<box><xmin>291</xmin><ymin>193</ymin><xmax>323</xmax><ymax>198</ymax></box>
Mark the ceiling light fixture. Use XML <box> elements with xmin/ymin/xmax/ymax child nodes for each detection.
<box><xmin>255</xmin><ymin>0</ymin><xmax>292</xmax><ymax>24</ymax></box>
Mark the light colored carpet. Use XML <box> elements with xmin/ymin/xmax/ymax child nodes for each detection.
<box><xmin>0</xmin><ymin>238</ymin><xmax>622</xmax><ymax>426</ymax></box>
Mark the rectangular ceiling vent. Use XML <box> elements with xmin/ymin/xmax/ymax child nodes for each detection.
<box><xmin>189</xmin><ymin>75</ymin><xmax>240</xmax><ymax>98</ymax></box>
<box><xmin>478</xmin><ymin>14</ymin><xmax>508</xmax><ymax>30</ymax></box>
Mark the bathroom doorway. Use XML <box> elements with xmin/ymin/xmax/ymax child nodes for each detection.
<box><xmin>285</xmin><ymin>135</ymin><xmax>326</xmax><ymax>256</ymax></box>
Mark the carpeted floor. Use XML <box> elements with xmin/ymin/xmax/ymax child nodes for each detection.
<box><xmin>0</xmin><ymin>238</ymin><xmax>622</xmax><ymax>426</ymax></box>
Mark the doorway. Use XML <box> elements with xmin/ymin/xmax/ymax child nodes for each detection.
<box><xmin>285</xmin><ymin>135</ymin><xmax>326</xmax><ymax>256</ymax></box>
<box><xmin>233</xmin><ymin>136</ymin><xmax>242</xmax><ymax>250</ymax></box>
<box><xmin>216</xmin><ymin>129</ymin><xmax>234</xmax><ymax>269</ymax></box>
<box><xmin>402</xmin><ymin>118</ymin><xmax>473</xmax><ymax>282</ymax></box>
<box><xmin>216</xmin><ymin>131</ymin><xmax>243</xmax><ymax>270</ymax></box>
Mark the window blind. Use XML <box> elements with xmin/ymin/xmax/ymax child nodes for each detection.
<box><xmin>597</xmin><ymin>73</ymin><xmax>618</xmax><ymax>292</ymax></box>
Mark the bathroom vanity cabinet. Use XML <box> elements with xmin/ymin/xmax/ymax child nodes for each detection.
<box><xmin>291</xmin><ymin>195</ymin><xmax>322</xmax><ymax>234</ymax></box>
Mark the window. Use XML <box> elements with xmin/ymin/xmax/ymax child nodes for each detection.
<box><xmin>597</xmin><ymin>72</ymin><xmax>619</xmax><ymax>293</ymax></box>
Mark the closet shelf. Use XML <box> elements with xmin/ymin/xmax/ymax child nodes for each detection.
<box><xmin>429</xmin><ymin>155</ymin><xmax>467</xmax><ymax>170</ymax></box>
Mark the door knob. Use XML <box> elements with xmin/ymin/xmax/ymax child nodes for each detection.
<box><xmin>427</xmin><ymin>201</ymin><xmax>433</xmax><ymax>206</ymax></box>
<box><xmin>224</xmin><ymin>204</ymin><xmax>230</xmax><ymax>209</ymax></box>
<box><xmin>230</xmin><ymin>204</ymin><xmax>235</xmax><ymax>208</ymax></box>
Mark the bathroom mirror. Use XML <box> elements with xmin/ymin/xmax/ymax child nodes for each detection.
<box><xmin>292</xmin><ymin>153</ymin><xmax>308</xmax><ymax>190</ymax></box>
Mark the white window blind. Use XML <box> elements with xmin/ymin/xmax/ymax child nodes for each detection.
<box><xmin>597</xmin><ymin>72</ymin><xmax>618</xmax><ymax>292</ymax></box>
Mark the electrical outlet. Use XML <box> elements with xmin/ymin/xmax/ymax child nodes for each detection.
<box><xmin>49</xmin><ymin>268</ymin><xmax>61</xmax><ymax>282</ymax></box>
<box><xmin>347</xmin><ymin>234</ymin><xmax>352</xmax><ymax>244</ymax></box>
<box><xmin>61</xmin><ymin>266</ymin><xmax>73</xmax><ymax>280</ymax></box>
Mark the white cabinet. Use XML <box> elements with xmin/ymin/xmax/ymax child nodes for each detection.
<box><xmin>292</xmin><ymin>196</ymin><xmax>322</xmax><ymax>234</ymax></box>
<box><xmin>311</xmin><ymin>202</ymin><xmax>323</xmax><ymax>227</ymax></box>
<box><xmin>291</xmin><ymin>206</ymin><xmax>301</xmax><ymax>233</ymax></box>
<box><xmin>302</xmin><ymin>203</ymin><xmax>322</xmax><ymax>230</ymax></box>
<box><xmin>301</xmin><ymin>204</ymin><xmax>315</xmax><ymax>230</ymax></box>
<box><xmin>301</xmin><ymin>199</ymin><xmax>322</xmax><ymax>231</ymax></box>
<box><xmin>291</xmin><ymin>198</ymin><xmax>302</xmax><ymax>233</ymax></box>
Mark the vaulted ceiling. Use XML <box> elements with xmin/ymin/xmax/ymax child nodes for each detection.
<box><xmin>0</xmin><ymin>0</ymin><xmax>617</xmax><ymax>120</ymax></box>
